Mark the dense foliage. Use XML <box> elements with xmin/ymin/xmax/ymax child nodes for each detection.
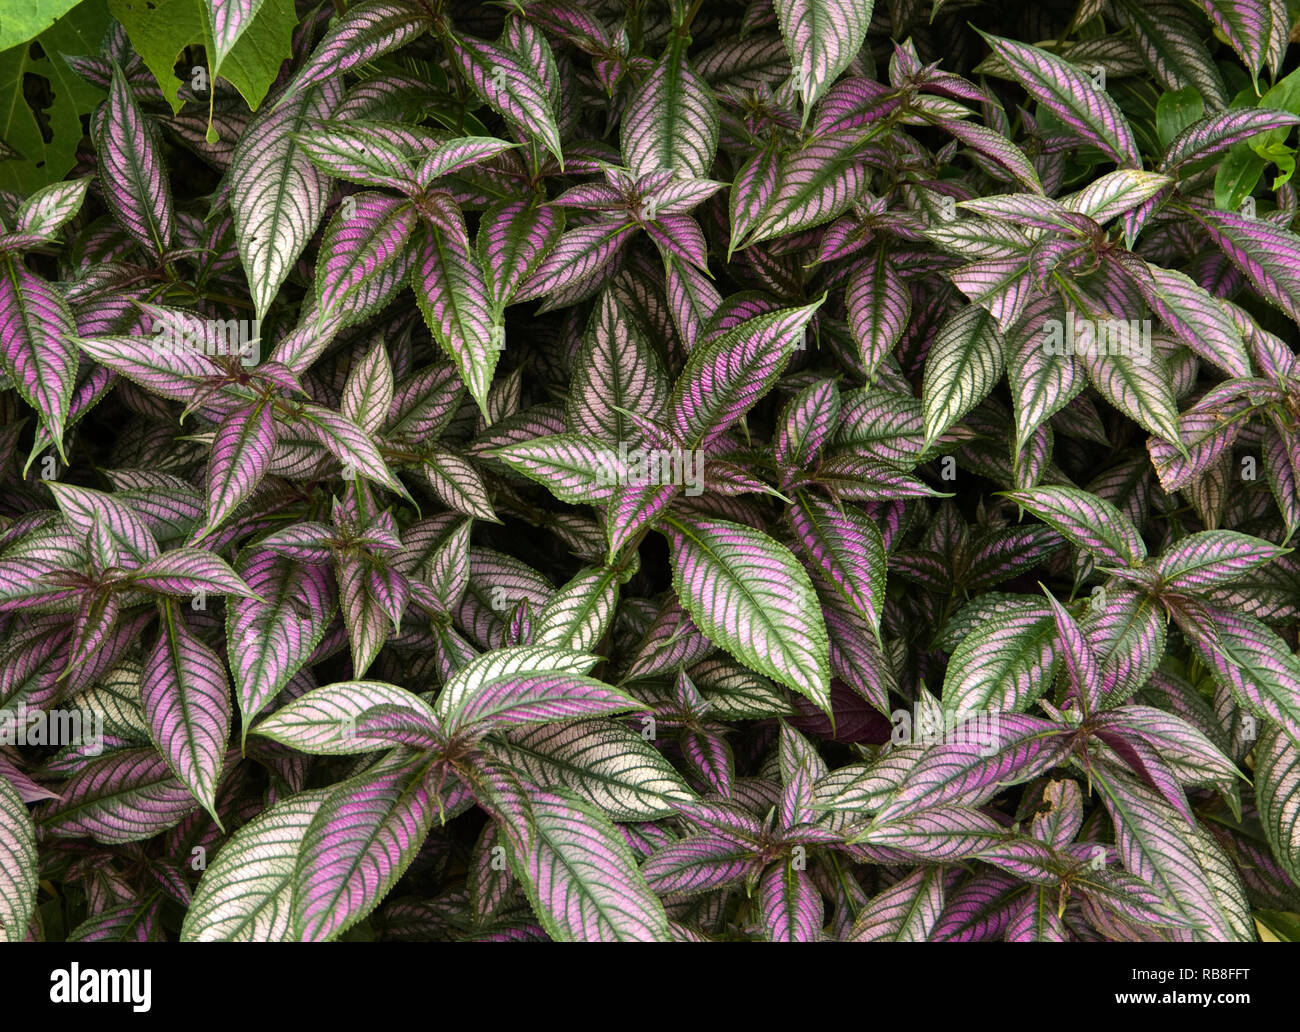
<box><xmin>2</xmin><ymin>0</ymin><xmax>1300</xmax><ymax>943</ymax></box>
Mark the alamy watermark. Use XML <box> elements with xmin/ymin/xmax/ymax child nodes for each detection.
<box><xmin>0</xmin><ymin>705</ymin><xmax>104</xmax><ymax>754</ymax></box>
<box><xmin>151</xmin><ymin>317</ymin><xmax>261</xmax><ymax>367</ymax></box>
<box><xmin>1041</xmin><ymin>309</ymin><xmax>1151</xmax><ymax>365</ymax></box>
<box><xmin>891</xmin><ymin>704</ymin><xmax>1001</xmax><ymax>757</ymax></box>
<box><xmin>594</xmin><ymin>442</ymin><xmax>705</xmax><ymax>496</ymax></box>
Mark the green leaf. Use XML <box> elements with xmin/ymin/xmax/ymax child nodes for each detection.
<box><xmin>1156</xmin><ymin>88</ymin><xmax>1205</xmax><ymax>151</ymax></box>
<box><xmin>109</xmin><ymin>0</ymin><xmax>295</xmax><ymax>115</ymax></box>
<box><xmin>0</xmin><ymin>0</ymin><xmax>112</xmax><ymax>193</ymax></box>
<box><xmin>0</xmin><ymin>0</ymin><xmax>85</xmax><ymax>51</ymax></box>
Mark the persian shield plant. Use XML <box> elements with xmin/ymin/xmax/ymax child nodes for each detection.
<box><xmin>0</xmin><ymin>0</ymin><xmax>1299</xmax><ymax>943</ymax></box>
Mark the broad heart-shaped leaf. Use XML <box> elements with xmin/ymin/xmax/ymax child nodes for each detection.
<box><xmin>1176</xmin><ymin>602</ymin><xmax>1300</xmax><ymax>749</ymax></box>
<box><xmin>489</xmin><ymin>778</ymin><xmax>672</xmax><ymax>942</ymax></box>
<box><xmin>0</xmin><ymin>255</ymin><xmax>76</xmax><ymax>459</ymax></box>
<box><xmin>1092</xmin><ymin>762</ymin><xmax>1253</xmax><ymax>940</ymax></box>
<box><xmin>921</xmin><ymin>305</ymin><xmax>1005</xmax><ymax>448</ymax></box>
<box><xmin>1254</xmin><ymin>726</ymin><xmax>1300</xmax><ymax>886</ymax></box>
<box><xmin>315</xmin><ymin>193</ymin><xmax>417</xmax><ymax>323</ymax></box>
<box><xmin>791</xmin><ymin>490</ymin><xmax>886</xmax><ymax>633</ymax></box>
<box><xmin>0</xmin><ymin>774</ymin><xmax>38</xmax><ymax>942</ymax></box>
<box><xmin>207</xmin><ymin>0</ymin><xmax>268</xmax><ymax>69</ymax></box>
<box><xmin>1154</xmin><ymin>530</ymin><xmax>1288</xmax><ymax>593</ymax></box>
<box><xmin>977</xmin><ymin>32</ymin><xmax>1141</xmax><ymax>167</ymax></box>
<box><xmin>479</xmin><ymin>718</ymin><xmax>695</xmax><ymax>821</ymax></box>
<box><xmin>670</xmin><ymin>298</ymin><xmax>822</xmax><ymax>449</ymax></box>
<box><xmin>227</xmin><ymin>549</ymin><xmax>336</xmax><ymax>727</ymax></box>
<box><xmin>414</xmin><ymin>216</ymin><xmax>499</xmax><ymax>418</ymax></box>
<box><xmin>431</xmin><ymin>645</ymin><xmax>630</xmax><ymax>737</ymax></box>
<box><xmin>142</xmin><ymin>601</ymin><xmax>231</xmax><ymax>820</ymax></box>
<box><xmin>292</xmin><ymin>753</ymin><xmax>439</xmax><ymax>942</ymax></box>
<box><xmin>253</xmin><ymin>680</ymin><xmax>442</xmax><ymax>754</ymax></box>
<box><xmin>200</xmin><ymin>399</ymin><xmax>277</xmax><ymax>537</ymax></box>
<box><xmin>622</xmin><ymin>33</ymin><xmax>719</xmax><ymax>179</ymax></box>
<box><xmin>847</xmin><ymin>865</ymin><xmax>948</xmax><ymax>942</ymax></box>
<box><xmin>568</xmin><ymin>288</ymin><xmax>670</xmax><ymax>445</ymax></box>
<box><xmin>182</xmin><ymin>787</ymin><xmax>330</xmax><ymax>941</ymax></box>
<box><xmin>1001</xmin><ymin>486</ymin><xmax>1146</xmax><ymax>567</ymax></box>
<box><xmin>941</xmin><ymin>600</ymin><xmax>1059</xmax><ymax>723</ymax></box>
<box><xmin>41</xmin><ymin>747</ymin><xmax>197</xmax><ymax>844</ymax></box>
<box><xmin>230</xmin><ymin>78</ymin><xmax>341</xmax><ymax>321</ymax></box>
<box><xmin>775</xmin><ymin>0</ymin><xmax>875</xmax><ymax>111</ymax></box>
<box><xmin>663</xmin><ymin>513</ymin><xmax>831</xmax><ymax>712</ymax></box>
<box><xmin>97</xmin><ymin>63</ymin><xmax>172</xmax><ymax>259</ymax></box>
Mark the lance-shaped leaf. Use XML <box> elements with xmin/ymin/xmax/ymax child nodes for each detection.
<box><xmin>876</xmin><ymin>714</ymin><xmax>1073</xmax><ymax>822</ymax></box>
<box><xmin>1255</xmin><ymin>726</ymin><xmax>1300</xmax><ymax>886</ymax></box>
<box><xmin>480</xmin><ymin>719</ymin><xmax>694</xmax><ymax>821</ymax></box>
<box><xmin>940</xmin><ymin>600</ymin><xmax>1059</xmax><ymax>722</ymax></box>
<box><xmin>447</xmin><ymin>30</ymin><xmax>563</xmax><ymax>166</ymax></box>
<box><xmin>847</xmin><ymin>866</ymin><xmax>948</xmax><ymax>942</ymax></box>
<box><xmin>316</xmin><ymin>193</ymin><xmax>417</xmax><ymax>322</ymax></box>
<box><xmin>231</xmin><ymin>79</ymin><xmax>341</xmax><ymax>320</ymax></box>
<box><xmin>640</xmin><ymin>834</ymin><xmax>764</xmax><ymax>895</ymax></box>
<box><xmin>285</xmin><ymin>0</ymin><xmax>434</xmax><ymax>100</ymax></box>
<box><xmin>495</xmin><ymin>782</ymin><xmax>672</xmax><ymax>942</ymax></box>
<box><xmin>1199</xmin><ymin>0</ymin><xmax>1287</xmax><ymax>81</ymax></box>
<box><xmin>759</xmin><ymin>861</ymin><xmax>823</xmax><ymax>942</ymax></box>
<box><xmin>72</xmin><ymin>331</ymin><xmax>213</xmax><ymax>402</ymax></box>
<box><xmin>515</xmin><ymin>221</ymin><xmax>638</xmax><ymax>301</ymax></box>
<box><xmin>1155</xmin><ymin>530</ymin><xmax>1288</xmax><ymax>593</ymax></box>
<box><xmin>254</xmin><ymin>680</ymin><xmax>441</xmax><ymax>754</ymax></box>
<box><xmin>663</xmin><ymin>513</ymin><xmax>831</xmax><ymax>712</ymax></box>
<box><xmin>477</xmin><ymin>199</ymin><xmax>563</xmax><ymax>313</ymax></box>
<box><xmin>142</xmin><ymin>603</ymin><xmax>231</xmax><ymax>820</ymax></box>
<box><xmin>845</xmin><ymin>248</ymin><xmax>909</xmax><ymax>381</ymax></box>
<box><xmin>1063</xmin><ymin>170</ymin><xmax>1171</xmax><ymax>225</ymax></box>
<box><xmin>294</xmin><ymin>402</ymin><xmax>408</xmax><ymax>497</ymax></box>
<box><xmin>98</xmin><ymin>64</ymin><xmax>172</xmax><ymax>258</ymax></box>
<box><xmin>791</xmin><ymin>490</ymin><xmax>885</xmax><ymax>633</ymax></box>
<box><xmin>776</xmin><ymin>379</ymin><xmax>840</xmax><ymax>476</ymax></box>
<box><xmin>414</xmin><ymin>216</ymin><xmax>499</xmax><ymax>418</ymax></box>
<box><xmin>1120</xmin><ymin>260</ymin><xmax>1250</xmax><ymax>379</ymax></box>
<box><xmin>493</xmin><ymin>434</ymin><xmax>618</xmax><ymax>505</ymax></box>
<box><xmin>41</xmin><ymin>747</ymin><xmax>197</xmax><ymax>844</ymax></box>
<box><xmin>433</xmin><ymin>645</ymin><xmax>630</xmax><ymax>737</ymax></box>
<box><xmin>850</xmin><ymin>806</ymin><xmax>1007</xmax><ymax>860</ymax></box>
<box><xmin>227</xmin><ymin>549</ymin><xmax>336</xmax><ymax>725</ymax></box>
<box><xmin>670</xmin><ymin>298</ymin><xmax>822</xmax><ymax>448</ymax></box>
<box><xmin>736</xmin><ymin>137</ymin><xmax>871</xmax><ymax>249</ymax></box>
<box><xmin>533</xmin><ymin>566</ymin><xmax>619</xmax><ymax>651</ymax></box>
<box><xmin>1093</xmin><ymin>762</ymin><xmax>1253</xmax><ymax>940</ymax></box>
<box><xmin>293</xmin><ymin>756</ymin><xmax>439</xmax><ymax>942</ymax></box>
<box><xmin>622</xmin><ymin>34</ymin><xmax>719</xmax><ymax>179</ymax></box>
<box><xmin>1178</xmin><ymin>602</ymin><xmax>1300</xmax><ymax>749</ymax></box>
<box><xmin>0</xmin><ymin>774</ymin><xmax>37</xmax><ymax>943</ymax></box>
<box><xmin>182</xmin><ymin>787</ymin><xmax>330</xmax><ymax>941</ymax></box>
<box><xmin>775</xmin><ymin>0</ymin><xmax>875</xmax><ymax>111</ymax></box>
<box><xmin>1043</xmin><ymin>591</ymin><xmax>1102</xmax><ymax>713</ymax></box>
<box><xmin>977</xmin><ymin>32</ymin><xmax>1141</xmax><ymax>167</ymax></box>
<box><xmin>921</xmin><ymin>305</ymin><xmax>1005</xmax><ymax>447</ymax></box>
<box><xmin>1160</xmin><ymin>109</ymin><xmax>1300</xmax><ymax>170</ymax></box>
<box><xmin>1001</xmin><ymin>486</ymin><xmax>1146</xmax><ymax>566</ymax></box>
<box><xmin>1</xmin><ymin>256</ymin><xmax>76</xmax><ymax>458</ymax></box>
<box><xmin>14</xmin><ymin>177</ymin><xmax>90</xmax><ymax>240</ymax></box>
<box><xmin>48</xmin><ymin>482</ymin><xmax>160</xmax><ymax>565</ymax></box>
<box><xmin>200</xmin><ymin>400</ymin><xmax>278</xmax><ymax>537</ymax></box>
<box><xmin>1194</xmin><ymin>208</ymin><xmax>1300</xmax><ymax>327</ymax></box>
<box><xmin>568</xmin><ymin>289</ymin><xmax>670</xmax><ymax>445</ymax></box>
<box><xmin>127</xmin><ymin>548</ymin><xmax>258</xmax><ymax>599</ymax></box>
